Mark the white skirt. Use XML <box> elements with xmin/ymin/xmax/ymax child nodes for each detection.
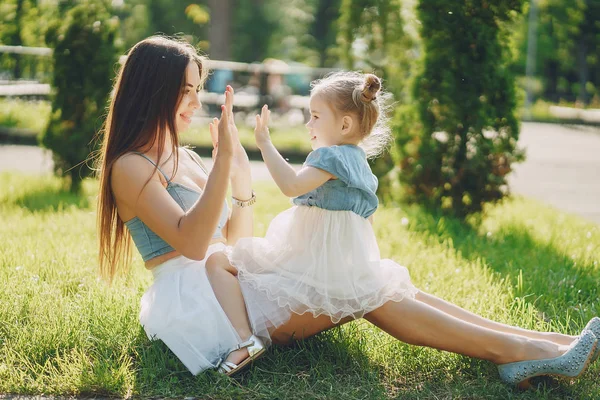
<box><xmin>228</xmin><ymin>206</ymin><xmax>418</xmax><ymax>324</ymax></box>
<box><xmin>139</xmin><ymin>243</ymin><xmax>273</xmax><ymax>375</ymax></box>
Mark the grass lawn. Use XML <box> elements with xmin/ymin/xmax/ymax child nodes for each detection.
<box><xmin>0</xmin><ymin>99</ymin><xmax>51</xmax><ymax>134</ymax></box>
<box><xmin>0</xmin><ymin>172</ymin><xmax>599</xmax><ymax>399</ymax></box>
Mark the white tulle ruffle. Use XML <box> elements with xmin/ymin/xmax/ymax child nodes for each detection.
<box><xmin>229</xmin><ymin>206</ymin><xmax>418</xmax><ymax>324</ymax></box>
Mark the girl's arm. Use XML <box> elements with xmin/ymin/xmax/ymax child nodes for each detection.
<box><xmin>255</xmin><ymin>105</ymin><xmax>332</xmax><ymax>198</ymax></box>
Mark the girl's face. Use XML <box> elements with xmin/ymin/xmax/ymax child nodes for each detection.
<box><xmin>175</xmin><ymin>62</ymin><xmax>202</xmax><ymax>133</ymax></box>
<box><xmin>306</xmin><ymin>94</ymin><xmax>345</xmax><ymax>150</ymax></box>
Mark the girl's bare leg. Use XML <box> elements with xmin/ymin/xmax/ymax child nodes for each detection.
<box><xmin>364</xmin><ymin>297</ymin><xmax>567</xmax><ymax>365</ymax></box>
<box><xmin>416</xmin><ymin>291</ymin><xmax>577</xmax><ymax>345</ymax></box>
<box><xmin>205</xmin><ymin>252</ymin><xmax>253</xmax><ymax>364</ymax></box>
<box><xmin>270</xmin><ymin>312</ymin><xmax>352</xmax><ymax>345</ymax></box>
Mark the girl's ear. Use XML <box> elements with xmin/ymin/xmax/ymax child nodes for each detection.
<box><xmin>341</xmin><ymin>115</ymin><xmax>354</xmax><ymax>136</ymax></box>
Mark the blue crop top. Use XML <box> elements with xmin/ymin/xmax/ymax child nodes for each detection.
<box><xmin>293</xmin><ymin>145</ymin><xmax>378</xmax><ymax>218</ymax></box>
<box><xmin>124</xmin><ymin>150</ymin><xmax>229</xmax><ymax>262</ymax></box>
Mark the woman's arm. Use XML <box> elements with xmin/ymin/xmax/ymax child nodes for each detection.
<box><xmin>226</xmin><ymin>173</ymin><xmax>254</xmax><ymax>244</ymax></box>
<box><xmin>112</xmin><ymin>99</ymin><xmax>234</xmax><ymax>261</ymax></box>
<box><xmin>206</xmin><ymin>85</ymin><xmax>254</xmax><ymax>245</ymax></box>
<box><xmin>255</xmin><ymin>105</ymin><xmax>332</xmax><ymax>198</ymax></box>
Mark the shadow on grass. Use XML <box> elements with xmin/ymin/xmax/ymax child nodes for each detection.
<box><xmin>130</xmin><ymin>323</ymin><xmax>592</xmax><ymax>399</ymax></box>
<box><xmin>13</xmin><ymin>186</ymin><xmax>90</xmax><ymax>212</ymax></box>
<box><xmin>121</xmin><ymin>202</ymin><xmax>598</xmax><ymax>398</ymax></box>
<box><xmin>132</xmin><ymin>324</ymin><xmax>390</xmax><ymax>399</ymax></box>
<box><xmin>403</xmin><ymin>204</ymin><xmax>599</xmax><ymax>328</ymax></box>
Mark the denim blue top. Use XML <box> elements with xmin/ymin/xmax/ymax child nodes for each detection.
<box><xmin>124</xmin><ymin>150</ymin><xmax>228</xmax><ymax>262</ymax></box>
<box><xmin>293</xmin><ymin>145</ymin><xmax>378</xmax><ymax>218</ymax></box>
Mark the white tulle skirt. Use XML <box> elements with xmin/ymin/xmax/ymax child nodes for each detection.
<box><xmin>139</xmin><ymin>243</ymin><xmax>273</xmax><ymax>375</ymax></box>
<box><xmin>228</xmin><ymin>206</ymin><xmax>418</xmax><ymax>325</ymax></box>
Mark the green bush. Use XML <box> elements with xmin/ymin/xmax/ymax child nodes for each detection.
<box><xmin>41</xmin><ymin>0</ymin><xmax>119</xmax><ymax>192</ymax></box>
<box><xmin>395</xmin><ymin>0</ymin><xmax>525</xmax><ymax>218</ymax></box>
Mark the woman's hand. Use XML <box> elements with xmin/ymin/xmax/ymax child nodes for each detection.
<box><xmin>254</xmin><ymin>104</ymin><xmax>271</xmax><ymax>151</ymax></box>
<box><xmin>212</xmin><ymin>90</ymin><xmax>233</xmax><ymax>160</ymax></box>
<box><xmin>209</xmin><ymin>86</ymin><xmax>250</xmax><ymax>179</ymax></box>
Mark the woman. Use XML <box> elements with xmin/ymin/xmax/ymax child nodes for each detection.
<box><xmin>97</xmin><ymin>36</ymin><xmax>262</xmax><ymax>375</ymax></box>
<box><xmin>96</xmin><ymin>36</ymin><xmax>598</xmax><ymax>387</ymax></box>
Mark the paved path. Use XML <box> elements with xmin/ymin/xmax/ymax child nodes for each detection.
<box><xmin>507</xmin><ymin>123</ymin><xmax>600</xmax><ymax>224</ymax></box>
<box><xmin>1</xmin><ymin>122</ymin><xmax>599</xmax><ymax>224</ymax></box>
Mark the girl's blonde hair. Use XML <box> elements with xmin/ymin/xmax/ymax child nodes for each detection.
<box><xmin>310</xmin><ymin>71</ymin><xmax>392</xmax><ymax>158</ymax></box>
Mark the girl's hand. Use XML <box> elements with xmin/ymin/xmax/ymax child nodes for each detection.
<box><xmin>254</xmin><ymin>105</ymin><xmax>271</xmax><ymax>150</ymax></box>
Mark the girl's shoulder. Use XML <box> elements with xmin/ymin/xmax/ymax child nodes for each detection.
<box><xmin>307</xmin><ymin>145</ymin><xmax>365</xmax><ymax>164</ymax></box>
<box><xmin>305</xmin><ymin>145</ymin><xmax>369</xmax><ymax>185</ymax></box>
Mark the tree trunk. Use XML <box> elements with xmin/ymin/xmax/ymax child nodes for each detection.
<box><xmin>576</xmin><ymin>39</ymin><xmax>589</xmax><ymax>105</ymax></box>
<box><xmin>13</xmin><ymin>0</ymin><xmax>25</xmax><ymax>79</ymax></box>
<box><xmin>208</xmin><ymin>0</ymin><xmax>232</xmax><ymax>60</ymax></box>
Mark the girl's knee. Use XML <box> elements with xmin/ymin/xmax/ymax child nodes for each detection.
<box><xmin>205</xmin><ymin>252</ymin><xmax>237</xmax><ymax>276</ymax></box>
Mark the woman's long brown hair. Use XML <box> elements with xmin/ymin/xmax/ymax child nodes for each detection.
<box><xmin>96</xmin><ymin>36</ymin><xmax>207</xmax><ymax>281</ymax></box>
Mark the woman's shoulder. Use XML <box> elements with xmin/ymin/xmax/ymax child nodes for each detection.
<box><xmin>114</xmin><ymin>151</ymin><xmax>155</xmax><ymax>175</ymax></box>
<box><xmin>112</xmin><ymin>152</ymin><xmax>164</xmax><ymax>193</ymax></box>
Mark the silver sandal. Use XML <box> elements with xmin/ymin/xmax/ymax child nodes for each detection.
<box><xmin>217</xmin><ymin>335</ymin><xmax>266</xmax><ymax>376</ymax></box>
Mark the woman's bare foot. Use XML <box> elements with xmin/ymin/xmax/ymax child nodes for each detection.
<box><xmin>543</xmin><ymin>332</ymin><xmax>578</xmax><ymax>346</ymax></box>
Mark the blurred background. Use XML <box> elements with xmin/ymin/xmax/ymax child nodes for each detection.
<box><xmin>0</xmin><ymin>0</ymin><xmax>599</xmax><ymax>221</ymax></box>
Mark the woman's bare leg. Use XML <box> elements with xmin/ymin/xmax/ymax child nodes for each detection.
<box><xmin>205</xmin><ymin>252</ymin><xmax>252</xmax><ymax>364</ymax></box>
<box><xmin>364</xmin><ymin>297</ymin><xmax>567</xmax><ymax>365</ymax></box>
<box><xmin>270</xmin><ymin>297</ymin><xmax>567</xmax><ymax>365</ymax></box>
<box><xmin>205</xmin><ymin>254</ymin><xmax>571</xmax><ymax>366</ymax></box>
<box><xmin>416</xmin><ymin>291</ymin><xmax>577</xmax><ymax>345</ymax></box>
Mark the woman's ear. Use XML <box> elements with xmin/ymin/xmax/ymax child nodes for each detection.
<box><xmin>341</xmin><ymin>115</ymin><xmax>354</xmax><ymax>136</ymax></box>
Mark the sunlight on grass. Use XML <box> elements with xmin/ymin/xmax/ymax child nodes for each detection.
<box><xmin>179</xmin><ymin>124</ymin><xmax>311</xmax><ymax>154</ymax></box>
<box><xmin>0</xmin><ymin>172</ymin><xmax>598</xmax><ymax>399</ymax></box>
<box><xmin>0</xmin><ymin>99</ymin><xmax>51</xmax><ymax>134</ymax></box>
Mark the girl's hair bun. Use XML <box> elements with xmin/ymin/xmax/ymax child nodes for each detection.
<box><xmin>361</xmin><ymin>74</ymin><xmax>381</xmax><ymax>102</ymax></box>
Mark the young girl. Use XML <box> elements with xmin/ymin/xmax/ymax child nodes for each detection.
<box><xmin>207</xmin><ymin>72</ymin><xmax>598</xmax><ymax>385</ymax></box>
<box><xmin>230</xmin><ymin>72</ymin><xmax>418</xmax><ymax>323</ymax></box>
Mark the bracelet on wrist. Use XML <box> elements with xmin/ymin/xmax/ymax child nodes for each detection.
<box><xmin>232</xmin><ymin>190</ymin><xmax>256</xmax><ymax>208</ymax></box>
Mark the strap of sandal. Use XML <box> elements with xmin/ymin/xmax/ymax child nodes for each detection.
<box><xmin>235</xmin><ymin>338</ymin><xmax>255</xmax><ymax>350</ymax></box>
<box><xmin>217</xmin><ymin>335</ymin><xmax>265</xmax><ymax>372</ymax></box>
<box><xmin>217</xmin><ymin>360</ymin><xmax>238</xmax><ymax>374</ymax></box>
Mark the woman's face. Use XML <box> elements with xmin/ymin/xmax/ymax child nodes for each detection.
<box><xmin>175</xmin><ymin>62</ymin><xmax>202</xmax><ymax>133</ymax></box>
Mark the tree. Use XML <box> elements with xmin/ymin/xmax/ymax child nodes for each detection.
<box><xmin>0</xmin><ymin>0</ymin><xmax>32</xmax><ymax>79</ymax></box>
<box><xmin>338</xmin><ymin>0</ymin><xmax>413</xmax><ymax>98</ymax></box>
<box><xmin>231</xmin><ymin>0</ymin><xmax>277</xmax><ymax>63</ymax></box>
<box><xmin>42</xmin><ymin>0</ymin><xmax>120</xmax><ymax>192</ymax></box>
<box><xmin>207</xmin><ymin>0</ymin><xmax>232</xmax><ymax>60</ymax></box>
<box><xmin>512</xmin><ymin>0</ymin><xmax>600</xmax><ymax>105</ymax></box>
<box><xmin>310</xmin><ymin>0</ymin><xmax>342</xmax><ymax>67</ymax></box>
<box><xmin>395</xmin><ymin>0</ymin><xmax>526</xmax><ymax>218</ymax></box>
